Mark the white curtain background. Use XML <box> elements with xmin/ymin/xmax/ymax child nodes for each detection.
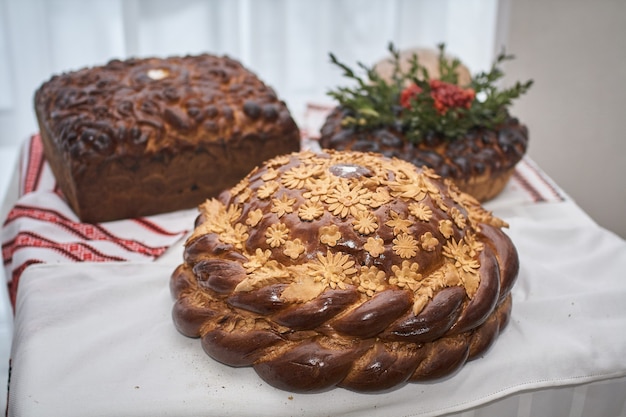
<box><xmin>0</xmin><ymin>0</ymin><xmax>501</xmax><ymax>148</ymax></box>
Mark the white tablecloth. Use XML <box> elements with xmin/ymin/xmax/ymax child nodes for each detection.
<box><xmin>3</xmin><ymin>114</ymin><xmax>626</xmax><ymax>416</ymax></box>
<box><xmin>6</xmin><ymin>194</ymin><xmax>626</xmax><ymax>417</ymax></box>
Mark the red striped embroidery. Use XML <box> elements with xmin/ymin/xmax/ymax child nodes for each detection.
<box><xmin>6</xmin><ymin>230</ymin><xmax>133</xmax><ymax>263</ymax></box>
<box><xmin>512</xmin><ymin>170</ymin><xmax>544</xmax><ymax>203</ymax></box>
<box><xmin>2</xmin><ymin>237</ymin><xmax>14</xmax><ymax>264</ymax></box>
<box><xmin>23</xmin><ymin>134</ymin><xmax>46</xmax><ymax>195</ymax></box>
<box><xmin>132</xmin><ymin>217</ymin><xmax>189</xmax><ymax>236</ymax></box>
<box><xmin>9</xmin><ymin>259</ymin><xmax>44</xmax><ymax>309</ymax></box>
<box><xmin>522</xmin><ymin>160</ymin><xmax>565</xmax><ymax>201</ymax></box>
<box><xmin>4</xmin><ymin>205</ymin><xmax>174</xmax><ymax>257</ymax></box>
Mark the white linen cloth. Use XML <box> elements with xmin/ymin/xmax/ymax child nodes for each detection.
<box><xmin>6</xmin><ymin>112</ymin><xmax>619</xmax><ymax>416</ymax></box>
<box><xmin>7</xmin><ymin>194</ymin><xmax>626</xmax><ymax>417</ymax></box>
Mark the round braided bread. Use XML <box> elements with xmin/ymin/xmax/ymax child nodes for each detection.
<box><xmin>171</xmin><ymin>150</ymin><xmax>519</xmax><ymax>392</ymax></box>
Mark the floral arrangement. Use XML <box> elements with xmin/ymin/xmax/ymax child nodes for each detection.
<box><xmin>327</xmin><ymin>43</ymin><xmax>533</xmax><ymax>143</ymax></box>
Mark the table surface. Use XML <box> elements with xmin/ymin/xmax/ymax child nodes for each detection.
<box><xmin>2</xmin><ymin>134</ymin><xmax>626</xmax><ymax>416</ymax></box>
<box><xmin>6</xmin><ymin>191</ymin><xmax>626</xmax><ymax>417</ymax></box>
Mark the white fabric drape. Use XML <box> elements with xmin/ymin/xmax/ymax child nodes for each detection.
<box><xmin>0</xmin><ymin>0</ymin><xmax>500</xmax><ymax>147</ymax></box>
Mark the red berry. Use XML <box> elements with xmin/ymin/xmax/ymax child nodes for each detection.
<box><xmin>400</xmin><ymin>84</ymin><xmax>422</xmax><ymax>109</ymax></box>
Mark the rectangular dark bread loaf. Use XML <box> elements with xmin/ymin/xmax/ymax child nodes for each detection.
<box><xmin>34</xmin><ymin>54</ymin><xmax>301</xmax><ymax>223</ymax></box>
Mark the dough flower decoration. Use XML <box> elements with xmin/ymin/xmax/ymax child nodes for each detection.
<box><xmin>357</xmin><ymin>266</ymin><xmax>387</xmax><ymax>297</ymax></box>
<box><xmin>352</xmin><ymin>210</ymin><xmax>379</xmax><ymax>235</ymax></box>
<box><xmin>386</xmin><ymin>210</ymin><xmax>413</xmax><ymax>235</ymax></box>
<box><xmin>438</xmin><ymin>219</ymin><xmax>455</xmax><ymax>239</ymax></box>
<box><xmin>392</xmin><ymin>233</ymin><xmax>420</xmax><ymax>259</ymax></box>
<box><xmin>243</xmin><ymin>248</ymin><xmax>273</xmax><ymax>272</ymax></box>
<box><xmin>261</xmin><ymin>168</ymin><xmax>279</xmax><ymax>181</ymax></box>
<box><xmin>449</xmin><ymin>207</ymin><xmax>467</xmax><ymax>229</ymax></box>
<box><xmin>257</xmin><ymin>181</ymin><xmax>279</xmax><ymax>199</ymax></box>
<box><xmin>369</xmin><ymin>187</ymin><xmax>392</xmax><ymax>208</ymax></box>
<box><xmin>389</xmin><ymin>260</ymin><xmax>422</xmax><ymax>291</ymax></box>
<box><xmin>363</xmin><ymin>236</ymin><xmax>385</xmax><ymax>257</ymax></box>
<box><xmin>271</xmin><ymin>194</ymin><xmax>296</xmax><ymax>218</ymax></box>
<box><xmin>187</xmin><ymin>199</ymin><xmax>246</xmax><ymax>245</ymax></box>
<box><xmin>412</xmin><ymin>263</ymin><xmax>462</xmax><ymax>314</ymax></box>
<box><xmin>420</xmin><ymin>232</ymin><xmax>439</xmax><ymax>251</ymax></box>
<box><xmin>235</xmin><ymin>187</ymin><xmax>252</xmax><ymax>204</ymax></box>
<box><xmin>282</xmin><ymin>164</ymin><xmax>323</xmax><ymax>189</ymax></box>
<box><xmin>309</xmin><ymin>250</ymin><xmax>358</xmax><ymax>290</ymax></box>
<box><xmin>229</xmin><ymin>177</ymin><xmax>250</xmax><ymax>198</ymax></box>
<box><xmin>298</xmin><ymin>201</ymin><xmax>325</xmax><ymax>221</ymax></box>
<box><xmin>319</xmin><ymin>224</ymin><xmax>342</xmax><ymax>246</ymax></box>
<box><xmin>408</xmin><ymin>202</ymin><xmax>433</xmax><ymax>222</ymax></box>
<box><xmin>245</xmin><ymin>208</ymin><xmax>263</xmax><ymax>227</ymax></box>
<box><xmin>218</xmin><ymin>223</ymin><xmax>249</xmax><ymax>249</ymax></box>
<box><xmin>388</xmin><ymin>175</ymin><xmax>428</xmax><ymax>201</ymax></box>
<box><xmin>443</xmin><ymin>237</ymin><xmax>481</xmax><ymax>296</ymax></box>
<box><xmin>265</xmin><ymin>154</ymin><xmax>291</xmax><ymax>168</ymax></box>
<box><xmin>283</xmin><ymin>239</ymin><xmax>306</xmax><ymax>260</ymax></box>
<box><xmin>265</xmin><ymin>223</ymin><xmax>289</xmax><ymax>248</ymax></box>
<box><xmin>303</xmin><ymin>177</ymin><xmax>333</xmax><ymax>202</ymax></box>
<box><xmin>323</xmin><ymin>180</ymin><xmax>372</xmax><ymax>218</ymax></box>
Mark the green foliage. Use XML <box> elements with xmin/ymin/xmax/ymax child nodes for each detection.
<box><xmin>326</xmin><ymin>43</ymin><xmax>533</xmax><ymax>143</ymax></box>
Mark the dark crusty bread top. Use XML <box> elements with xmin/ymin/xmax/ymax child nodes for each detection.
<box><xmin>34</xmin><ymin>54</ymin><xmax>298</xmax><ymax>163</ymax></box>
<box><xmin>319</xmin><ymin>106</ymin><xmax>528</xmax><ymax>181</ymax></box>
<box><xmin>181</xmin><ymin>149</ymin><xmax>517</xmax><ymax>320</ymax></box>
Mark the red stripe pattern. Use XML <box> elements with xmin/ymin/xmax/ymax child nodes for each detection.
<box><xmin>1</xmin><ymin>134</ymin><xmax>195</xmax><ymax>309</ymax></box>
<box><xmin>512</xmin><ymin>171</ymin><xmax>545</xmax><ymax>203</ymax></box>
<box><xmin>4</xmin><ymin>231</ymin><xmax>128</xmax><ymax>264</ymax></box>
<box><xmin>7</xmin><ymin>259</ymin><xmax>44</xmax><ymax>308</ymax></box>
<box><xmin>4</xmin><ymin>205</ymin><xmax>171</xmax><ymax>256</ymax></box>
<box><xmin>131</xmin><ymin>217</ymin><xmax>187</xmax><ymax>237</ymax></box>
<box><xmin>22</xmin><ymin>135</ymin><xmax>45</xmax><ymax>195</ymax></box>
<box><xmin>519</xmin><ymin>158</ymin><xmax>565</xmax><ymax>202</ymax></box>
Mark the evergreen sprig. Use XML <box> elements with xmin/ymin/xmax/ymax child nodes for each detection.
<box><xmin>327</xmin><ymin>43</ymin><xmax>533</xmax><ymax>143</ymax></box>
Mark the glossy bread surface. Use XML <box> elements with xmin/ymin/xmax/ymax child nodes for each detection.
<box><xmin>171</xmin><ymin>150</ymin><xmax>519</xmax><ymax>392</ymax></box>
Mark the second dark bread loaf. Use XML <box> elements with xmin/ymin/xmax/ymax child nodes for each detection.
<box><xmin>34</xmin><ymin>54</ymin><xmax>301</xmax><ymax>223</ymax></box>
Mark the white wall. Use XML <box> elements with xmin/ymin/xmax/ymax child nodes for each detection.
<box><xmin>499</xmin><ymin>0</ymin><xmax>626</xmax><ymax>238</ymax></box>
